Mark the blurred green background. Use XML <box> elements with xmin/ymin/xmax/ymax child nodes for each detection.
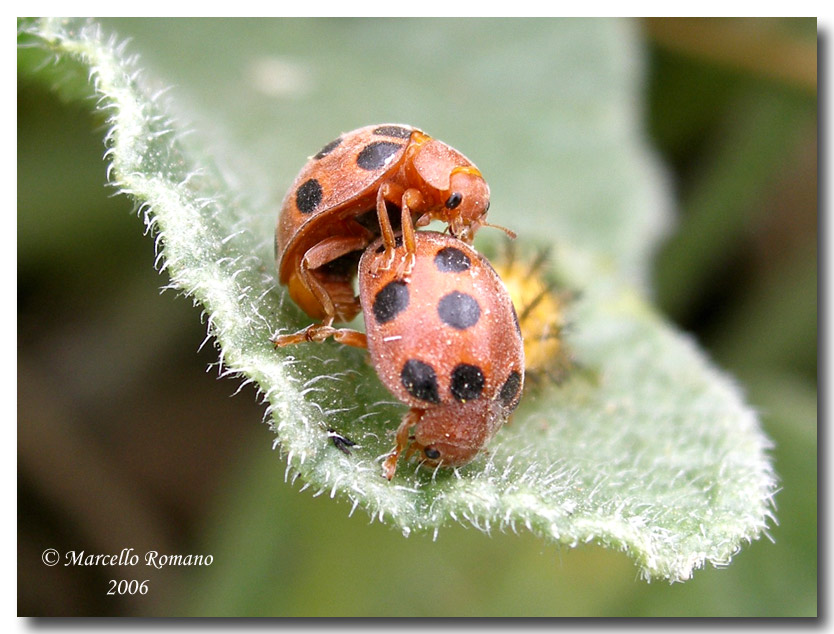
<box><xmin>18</xmin><ymin>18</ymin><xmax>816</xmax><ymax>616</ymax></box>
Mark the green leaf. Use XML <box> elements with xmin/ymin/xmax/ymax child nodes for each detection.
<box><xmin>18</xmin><ymin>16</ymin><xmax>776</xmax><ymax>582</ymax></box>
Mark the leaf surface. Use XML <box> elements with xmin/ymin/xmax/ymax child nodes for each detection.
<box><xmin>18</xmin><ymin>17</ymin><xmax>776</xmax><ymax>581</ymax></box>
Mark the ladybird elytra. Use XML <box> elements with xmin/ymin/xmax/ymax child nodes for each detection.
<box><xmin>273</xmin><ymin>124</ymin><xmax>498</xmax><ymax>346</ymax></box>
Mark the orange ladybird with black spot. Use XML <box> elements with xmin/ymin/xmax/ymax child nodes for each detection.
<box><xmin>359</xmin><ymin>231</ymin><xmax>524</xmax><ymax>480</ymax></box>
<box><xmin>273</xmin><ymin>124</ymin><xmax>497</xmax><ymax>347</ymax></box>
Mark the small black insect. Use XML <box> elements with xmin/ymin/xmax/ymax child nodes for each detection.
<box><xmin>327</xmin><ymin>428</ymin><xmax>357</xmax><ymax>455</ymax></box>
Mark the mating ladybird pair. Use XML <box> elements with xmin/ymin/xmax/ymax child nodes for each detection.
<box><xmin>273</xmin><ymin>124</ymin><xmax>523</xmax><ymax>479</ymax></box>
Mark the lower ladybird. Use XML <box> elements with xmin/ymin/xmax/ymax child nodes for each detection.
<box><xmin>359</xmin><ymin>231</ymin><xmax>525</xmax><ymax>479</ymax></box>
<box><xmin>273</xmin><ymin>231</ymin><xmax>525</xmax><ymax>480</ymax></box>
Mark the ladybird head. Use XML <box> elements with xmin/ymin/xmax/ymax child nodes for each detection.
<box><xmin>405</xmin><ymin>400</ymin><xmax>504</xmax><ymax>470</ymax></box>
<box><xmin>407</xmin><ymin>437</ymin><xmax>479</xmax><ymax>470</ymax></box>
<box><xmin>444</xmin><ymin>167</ymin><xmax>490</xmax><ymax>243</ymax></box>
<box><xmin>406</xmin><ymin>433</ymin><xmax>481</xmax><ymax>471</ymax></box>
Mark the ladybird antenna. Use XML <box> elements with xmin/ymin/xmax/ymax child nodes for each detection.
<box><xmin>482</xmin><ymin>221</ymin><xmax>517</xmax><ymax>240</ymax></box>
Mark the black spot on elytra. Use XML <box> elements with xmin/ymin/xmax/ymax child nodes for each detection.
<box><xmin>450</xmin><ymin>364</ymin><xmax>485</xmax><ymax>402</ymax></box>
<box><xmin>296</xmin><ymin>178</ymin><xmax>322</xmax><ymax>214</ymax></box>
<box><xmin>373</xmin><ymin>125</ymin><xmax>412</xmax><ymax>139</ymax></box>
<box><xmin>401</xmin><ymin>359</ymin><xmax>440</xmax><ymax>404</ymax></box>
<box><xmin>373</xmin><ymin>280</ymin><xmax>409</xmax><ymax>324</ymax></box>
<box><xmin>434</xmin><ymin>246</ymin><xmax>471</xmax><ymax>273</ymax></box>
<box><xmin>437</xmin><ymin>291</ymin><xmax>481</xmax><ymax>330</ymax></box>
<box><xmin>357</xmin><ymin>141</ymin><xmax>403</xmax><ymax>171</ymax></box>
<box><xmin>499</xmin><ymin>371</ymin><xmax>522</xmax><ymax>409</ymax></box>
<box><xmin>314</xmin><ymin>137</ymin><xmax>342</xmax><ymax>159</ymax></box>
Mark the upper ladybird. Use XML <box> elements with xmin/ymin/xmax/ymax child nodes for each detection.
<box><xmin>272</xmin><ymin>124</ymin><xmax>500</xmax><ymax>347</ymax></box>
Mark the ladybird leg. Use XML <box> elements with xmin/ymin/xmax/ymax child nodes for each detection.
<box><xmin>307</xmin><ymin>325</ymin><xmax>368</xmax><ymax>346</ymax></box>
<box><xmin>271</xmin><ymin>329</ymin><xmax>315</xmax><ymax>347</ymax></box>
<box><xmin>272</xmin><ymin>324</ymin><xmax>367</xmax><ymax>348</ymax></box>
<box><xmin>374</xmin><ymin>182</ymin><xmax>409</xmax><ymax>273</ymax></box>
<box><xmin>398</xmin><ymin>188</ymin><xmax>424</xmax><ymax>277</ymax></box>
<box><xmin>328</xmin><ymin>328</ymin><xmax>368</xmax><ymax>348</ymax></box>
<box><xmin>376</xmin><ymin>183</ymin><xmax>404</xmax><ymax>251</ymax></box>
<box><xmin>382</xmin><ymin>408</ymin><xmax>423</xmax><ymax>480</ymax></box>
<box><xmin>302</xmin><ymin>234</ymin><xmax>369</xmax><ymax>311</ymax></box>
<box><xmin>272</xmin><ymin>235</ymin><xmax>368</xmax><ymax>348</ymax></box>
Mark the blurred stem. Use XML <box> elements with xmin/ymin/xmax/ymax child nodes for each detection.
<box><xmin>644</xmin><ymin>18</ymin><xmax>817</xmax><ymax>93</ymax></box>
<box><xmin>655</xmin><ymin>88</ymin><xmax>813</xmax><ymax>319</ymax></box>
<box><xmin>709</xmin><ymin>242</ymin><xmax>816</xmax><ymax>376</ymax></box>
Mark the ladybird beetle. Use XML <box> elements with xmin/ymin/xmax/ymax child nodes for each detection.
<box><xmin>359</xmin><ymin>231</ymin><xmax>524</xmax><ymax>479</ymax></box>
<box><xmin>273</xmin><ymin>124</ymin><xmax>510</xmax><ymax>347</ymax></box>
<box><xmin>275</xmin><ymin>230</ymin><xmax>524</xmax><ymax>479</ymax></box>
